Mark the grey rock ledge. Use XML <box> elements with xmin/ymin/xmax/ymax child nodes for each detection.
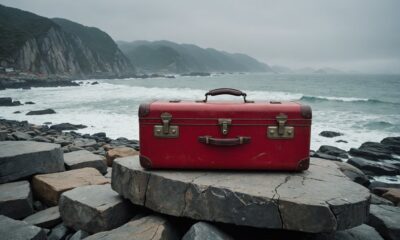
<box><xmin>112</xmin><ymin>156</ymin><xmax>371</xmax><ymax>233</ymax></box>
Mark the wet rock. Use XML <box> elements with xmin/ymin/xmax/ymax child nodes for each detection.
<box><xmin>84</xmin><ymin>215</ymin><xmax>179</xmax><ymax>240</ymax></box>
<box><xmin>349</xmin><ymin>148</ymin><xmax>393</xmax><ymax>161</ymax></box>
<box><xmin>0</xmin><ymin>141</ymin><xmax>65</xmax><ymax>183</ymax></box>
<box><xmin>0</xmin><ymin>180</ymin><xmax>33</xmax><ymax>219</ymax></box>
<box><xmin>368</xmin><ymin>204</ymin><xmax>400</xmax><ymax>240</ymax></box>
<box><xmin>369</xmin><ymin>180</ymin><xmax>400</xmax><ymax>189</ymax></box>
<box><xmin>336</xmin><ymin>140</ymin><xmax>348</xmax><ymax>143</ymax></box>
<box><xmin>318</xmin><ymin>145</ymin><xmax>348</xmax><ymax>158</ymax></box>
<box><xmin>313</xmin><ymin>152</ymin><xmax>342</xmax><ymax>161</ymax></box>
<box><xmin>0</xmin><ymin>97</ymin><xmax>13</xmax><ymax>106</ymax></box>
<box><xmin>68</xmin><ymin>230</ymin><xmax>89</xmax><ymax>240</ymax></box>
<box><xmin>64</xmin><ymin>150</ymin><xmax>107</xmax><ymax>174</ymax></box>
<box><xmin>14</xmin><ymin>110</ymin><xmax>21</xmax><ymax>114</ymax></box>
<box><xmin>59</xmin><ymin>184</ymin><xmax>134</xmax><ymax>234</ymax></box>
<box><xmin>347</xmin><ymin>158</ymin><xmax>399</xmax><ymax>176</ymax></box>
<box><xmin>92</xmin><ymin>132</ymin><xmax>106</xmax><ymax>138</ymax></box>
<box><xmin>25</xmin><ymin>101</ymin><xmax>35</xmax><ymax>104</ymax></box>
<box><xmin>26</xmin><ymin>109</ymin><xmax>56</xmax><ymax>115</ymax></box>
<box><xmin>23</xmin><ymin>206</ymin><xmax>61</xmax><ymax>228</ymax></box>
<box><xmin>48</xmin><ymin>223</ymin><xmax>70</xmax><ymax>240</ymax></box>
<box><xmin>105</xmin><ymin>147</ymin><xmax>138</xmax><ymax>166</ymax></box>
<box><xmin>183</xmin><ymin>222</ymin><xmax>233</xmax><ymax>240</ymax></box>
<box><xmin>112</xmin><ymin>156</ymin><xmax>370</xmax><ymax>233</ymax></box>
<box><xmin>334</xmin><ymin>162</ymin><xmax>370</xmax><ymax>187</ymax></box>
<box><xmin>334</xmin><ymin>224</ymin><xmax>384</xmax><ymax>240</ymax></box>
<box><xmin>12</xmin><ymin>131</ymin><xmax>32</xmax><ymax>140</ymax></box>
<box><xmin>0</xmin><ymin>215</ymin><xmax>47</xmax><ymax>240</ymax></box>
<box><xmin>360</xmin><ymin>142</ymin><xmax>394</xmax><ymax>156</ymax></box>
<box><xmin>0</xmin><ymin>130</ymin><xmax>7</xmax><ymax>141</ymax></box>
<box><xmin>50</xmin><ymin>123</ymin><xmax>87</xmax><ymax>131</ymax></box>
<box><xmin>32</xmin><ymin>168</ymin><xmax>110</xmax><ymax>206</ymax></box>
<box><xmin>319</xmin><ymin>131</ymin><xmax>343</xmax><ymax>138</ymax></box>
<box><xmin>381</xmin><ymin>137</ymin><xmax>400</xmax><ymax>155</ymax></box>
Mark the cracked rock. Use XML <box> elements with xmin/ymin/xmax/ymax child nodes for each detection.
<box><xmin>112</xmin><ymin>156</ymin><xmax>370</xmax><ymax>233</ymax></box>
<box><xmin>59</xmin><ymin>184</ymin><xmax>134</xmax><ymax>234</ymax></box>
<box><xmin>84</xmin><ymin>215</ymin><xmax>179</xmax><ymax>240</ymax></box>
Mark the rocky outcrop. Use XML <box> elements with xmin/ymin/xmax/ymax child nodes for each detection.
<box><xmin>0</xmin><ymin>141</ymin><xmax>65</xmax><ymax>183</ymax></box>
<box><xmin>112</xmin><ymin>156</ymin><xmax>370</xmax><ymax>233</ymax></box>
<box><xmin>347</xmin><ymin>158</ymin><xmax>399</xmax><ymax>176</ymax></box>
<box><xmin>319</xmin><ymin>131</ymin><xmax>343</xmax><ymax>138</ymax></box>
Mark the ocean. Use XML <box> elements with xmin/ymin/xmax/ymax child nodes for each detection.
<box><xmin>1</xmin><ymin>73</ymin><xmax>400</xmax><ymax>151</ymax></box>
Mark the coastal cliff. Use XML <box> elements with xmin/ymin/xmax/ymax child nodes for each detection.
<box><xmin>0</xmin><ymin>5</ymin><xmax>132</xmax><ymax>77</ymax></box>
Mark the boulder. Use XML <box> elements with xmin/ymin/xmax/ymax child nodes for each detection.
<box><xmin>334</xmin><ymin>224</ymin><xmax>384</xmax><ymax>240</ymax></box>
<box><xmin>26</xmin><ymin>109</ymin><xmax>56</xmax><ymax>115</ymax></box>
<box><xmin>370</xmin><ymin>194</ymin><xmax>395</xmax><ymax>206</ymax></box>
<box><xmin>317</xmin><ymin>145</ymin><xmax>348</xmax><ymax>158</ymax></box>
<box><xmin>0</xmin><ymin>215</ymin><xmax>47</xmax><ymax>240</ymax></box>
<box><xmin>73</xmin><ymin>138</ymin><xmax>97</xmax><ymax>148</ymax></box>
<box><xmin>59</xmin><ymin>184</ymin><xmax>134</xmax><ymax>233</ymax></box>
<box><xmin>381</xmin><ymin>137</ymin><xmax>400</xmax><ymax>155</ymax></box>
<box><xmin>23</xmin><ymin>206</ymin><xmax>61</xmax><ymax>228</ymax></box>
<box><xmin>368</xmin><ymin>204</ymin><xmax>400</xmax><ymax>240</ymax></box>
<box><xmin>48</xmin><ymin>223</ymin><xmax>71</xmax><ymax>240</ymax></box>
<box><xmin>360</xmin><ymin>142</ymin><xmax>394</xmax><ymax>155</ymax></box>
<box><xmin>0</xmin><ymin>130</ymin><xmax>7</xmax><ymax>141</ymax></box>
<box><xmin>12</xmin><ymin>131</ymin><xmax>32</xmax><ymax>140</ymax></box>
<box><xmin>105</xmin><ymin>147</ymin><xmax>138</xmax><ymax>166</ymax></box>
<box><xmin>372</xmin><ymin>188</ymin><xmax>400</xmax><ymax>206</ymax></box>
<box><xmin>0</xmin><ymin>181</ymin><xmax>33</xmax><ymax>219</ymax></box>
<box><xmin>349</xmin><ymin>148</ymin><xmax>393</xmax><ymax>161</ymax></box>
<box><xmin>84</xmin><ymin>215</ymin><xmax>179</xmax><ymax>240</ymax></box>
<box><xmin>319</xmin><ymin>131</ymin><xmax>343</xmax><ymax>138</ymax></box>
<box><xmin>50</xmin><ymin>123</ymin><xmax>87</xmax><ymax>131</ymax></box>
<box><xmin>0</xmin><ymin>141</ymin><xmax>65</xmax><ymax>183</ymax></box>
<box><xmin>334</xmin><ymin>162</ymin><xmax>370</xmax><ymax>187</ymax></box>
<box><xmin>32</xmin><ymin>168</ymin><xmax>109</xmax><ymax>206</ymax></box>
<box><xmin>64</xmin><ymin>150</ymin><xmax>107</xmax><ymax>174</ymax></box>
<box><xmin>112</xmin><ymin>156</ymin><xmax>370</xmax><ymax>233</ymax></box>
<box><xmin>183</xmin><ymin>222</ymin><xmax>233</xmax><ymax>240</ymax></box>
<box><xmin>347</xmin><ymin>158</ymin><xmax>399</xmax><ymax>176</ymax></box>
<box><xmin>69</xmin><ymin>230</ymin><xmax>89</xmax><ymax>240</ymax></box>
<box><xmin>313</xmin><ymin>152</ymin><xmax>342</xmax><ymax>161</ymax></box>
<box><xmin>25</xmin><ymin>101</ymin><xmax>35</xmax><ymax>104</ymax></box>
<box><xmin>0</xmin><ymin>97</ymin><xmax>13</xmax><ymax>106</ymax></box>
<box><xmin>32</xmin><ymin>136</ymin><xmax>53</xmax><ymax>143</ymax></box>
<box><xmin>369</xmin><ymin>180</ymin><xmax>400</xmax><ymax>189</ymax></box>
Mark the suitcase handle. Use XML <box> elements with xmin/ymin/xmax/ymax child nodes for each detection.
<box><xmin>200</xmin><ymin>88</ymin><xmax>254</xmax><ymax>103</ymax></box>
<box><xmin>198</xmin><ymin>136</ymin><xmax>251</xmax><ymax>146</ymax></box>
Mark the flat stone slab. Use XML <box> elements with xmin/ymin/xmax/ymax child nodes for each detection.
<box><xmin>368</xmin><ymin>204</ymin><xmax>400</xmax><ymax>240</ymax></box>
<box><xmin>84</xmin><ymin>215</ymin><xmax>179</xmax><ymax>240</ymax></box>
<box><xmin>64</xmin><ymin>150</ymin><xmax>107</xmax><ymax>174</ymax></box>
<box><xmin>59</xmin><ymin>184</ymin><xmax>134</xmax><ymax>234</ymax></box>
<box><xmin>0</xmin><ymin>215</ymin><xmax>46</xmax><ymax>240</ymax></box>
<box><xmin>0</xmin><ymin>141</ymin><xmax>65</xmax><ymax>183</ymax></box>
<box><xmin>112</xmin><ymin>157</ymin><xmax>370</xmax><ymax>233</ymax></box>
<box><xmin>0</xmin><ymin>180</ymin><xmax>33</xmax><ymax>219</ymax></box>
<box><xmin>23</xmin><ymin>206</ymin><xmax>61</xmax><ymax>228</ymax></box>
<box><xmin>32</xmin><ymin>167</ymin><xmax>110</xmax><ymax>205</ymax></box>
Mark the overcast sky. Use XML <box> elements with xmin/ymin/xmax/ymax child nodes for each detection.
<box><xmin>2</xmin><ymin>0</ymin><xmax>400</xmax><ymax>73</ymax></box>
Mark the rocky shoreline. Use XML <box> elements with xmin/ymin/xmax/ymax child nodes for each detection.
<box><xmin>0</xmin><ymin>118</ymin><xmax>399</xmax><ymax>240</ymax></box>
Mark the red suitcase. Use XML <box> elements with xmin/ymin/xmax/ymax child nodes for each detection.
<box><xmin>138</xmin><ymin>88</ymin><xmax>312</xmax><ymax>171</ymax></box>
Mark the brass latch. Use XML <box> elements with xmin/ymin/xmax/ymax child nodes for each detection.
<box><xmin>267</xmin><ymin>113</ymin><xmax>294</xmax><ymax>139</ymax></box>
<box><xmin>154</xmin><ymin>112</ymin><xmax>179</xmax><ymax>138</ymax></box>
<box><xmin>218</xmin><ymin>119</ymin><xmax>232</xmax><ymax>135</ymax></box>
